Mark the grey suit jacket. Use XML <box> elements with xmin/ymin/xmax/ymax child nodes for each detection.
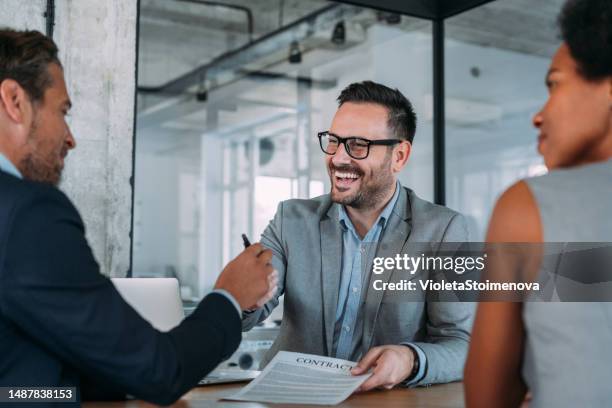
<box><xmin>243</xmin><ymin>186</ymin><xmax>474</xmax><ymax>385</ymax></box>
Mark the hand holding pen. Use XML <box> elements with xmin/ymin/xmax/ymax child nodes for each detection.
<box><xmin>213</xmin><ymin>234</ymin><xmax>278</xmax><ymax>311</ymax></box>
<box><xmin>242</xmin><ymin>233</ymin><xmax>278</xmax><ymax>311</ymax></box>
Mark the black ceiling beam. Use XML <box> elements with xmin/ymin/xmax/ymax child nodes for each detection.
<box><xmin>333</xmin><ymin>0</ymin><xmax>496</xmax><ymax>21</ymax></box>
<box><xmin>438</xmin><ymin>0</ymin><xmax>497</xmax><ymax>19</ymax></box>
<box><xmin>333</xmin><ymin>0</ymin><xmax>438</xmax><ymax>20</ymax></box>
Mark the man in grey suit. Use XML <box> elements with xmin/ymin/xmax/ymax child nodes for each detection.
<box><xmin>243</xmin><ymin>81</ymin><xmax>473</xmax><ymax>390</ymax></box>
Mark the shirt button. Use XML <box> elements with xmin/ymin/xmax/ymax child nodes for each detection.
<box><xmin>352</xmin><ymin>287</ymin><xmax>359</xmax><ymax>293</ymax></box>
<box><xmin>344</xmin><ymin>325</ymin><xmax>350</xmax><ymax>332</ymax></box>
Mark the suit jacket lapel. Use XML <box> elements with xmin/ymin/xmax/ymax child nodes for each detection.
<box><xmin>320</xmin><ymin>204</ymin><xmax>343</xmax><ymax>355</ymax></box>
<box><xmin>362</xmin><ymin>187</ymin><xmax>412</xmax><ymax>351</ymax></box>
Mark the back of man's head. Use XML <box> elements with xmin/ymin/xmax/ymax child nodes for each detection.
<box><xmin>337</xmin><ymin>81</ymin><xmax>417</xmax><ymax>144</ymax></box>
<box><xmin>0</xmin><ymin>29</ymin><xmax>60</xmax><ymax>105</ymax></box>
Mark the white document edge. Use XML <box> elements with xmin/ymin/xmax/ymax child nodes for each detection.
<box><xmin>223</xmin><ymin>351</ymin><xmax>372</xmax><ymax>405</ymax></box>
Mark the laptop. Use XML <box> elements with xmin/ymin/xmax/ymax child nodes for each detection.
<box><xmin>111</xmin><ymin>278</ymin><xmax>261</xmax><ymax>385</ymax></box>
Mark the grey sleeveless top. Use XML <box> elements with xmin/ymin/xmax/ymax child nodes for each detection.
<box><xmin>523</xmin><ymin>159</ymin><xmax>612</xmax><ymax>408</ymax></box>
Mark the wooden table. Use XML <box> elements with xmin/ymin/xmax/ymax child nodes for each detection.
<box><xmin>83</xmin><ymin>382</ymin><xmax>464</xmax><ymax>408</ymax></box>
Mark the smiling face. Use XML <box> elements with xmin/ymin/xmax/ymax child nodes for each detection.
<box><xmin>533</xmin><ymin>44</ymin><xmax>612</xmax><ymax>169</ymax></box>
<box><xmin>18</xmin><ymin>63</ymin><xmax>75</xmax><ymax>185</ymax></box>
<box><xmin>326</xmin><ymin>102</ymin><xmax>410</xmax><ymax>209</ymax></box>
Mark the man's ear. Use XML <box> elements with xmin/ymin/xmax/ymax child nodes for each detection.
<box><xmin>0</xmin><ymin>79</ymin><xmax>32</xmax><ymax>125</ymax></box>
<box><xmin>392</xmin><ymin>141</ymin><xmax>411</xmax><ymax>173</ymax></box>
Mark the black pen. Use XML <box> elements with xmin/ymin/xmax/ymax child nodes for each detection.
<box><xmin>241</xmin><ymin>233</ymin><xmax>251</xmax><ymax>248</ymax></box>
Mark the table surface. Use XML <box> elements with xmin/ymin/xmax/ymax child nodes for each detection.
<box><xmin>83</xmin><ymin>382</ymin><xmax>464</xmax><ymax>408</ymax></box>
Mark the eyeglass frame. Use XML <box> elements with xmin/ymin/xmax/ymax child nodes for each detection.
<box><xmin>317</xmin><ymin>131</ymin><xmax>402</xmax><ymax>160</ymax></box>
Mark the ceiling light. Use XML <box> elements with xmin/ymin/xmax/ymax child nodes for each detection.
<box><xmin>331</xmin><ymin>21</ymin><xmax>346</xmax><ymax>45</ymax></box>
<box><xmin>289</xmin><ymin>41</ymin><xmax>302</xmax><ymax>64</ymax></box>
<box><xmin>196</xmin><ymin>76</ymin><xmax>207</xmax><ymax>102</ymax></box>
<box><xmin>377</xmin><ymin>11</ymin><xmax>401</xmax><ymax>25</ymax></box>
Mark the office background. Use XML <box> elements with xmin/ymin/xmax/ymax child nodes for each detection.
<box><xmin>133</xmin><ymin>0</ymin><xmax>561</xmax><ymax>307</ymax></box>
<box><xmin>0</xmin><ymin>0</ymin><xmax>562</xmax><ymax>310</ymax></box>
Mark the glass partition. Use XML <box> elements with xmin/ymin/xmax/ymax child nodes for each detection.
<box><xmin>134</xmin><ymin>0</ymin><xmax>566</xmax><ymax>301</ymax></box>
<box><xmin>133</xmin><ymin>1</ymin><xmax>433</xmax><ymax>306</ymax></box>
<box><xmin>444</xmin><ymin>0</ymin><xmax>564</xmax><ymax>240</ymax></box>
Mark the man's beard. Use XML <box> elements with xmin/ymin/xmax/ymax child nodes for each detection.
<box><xmin>18</xmin><ymin>116</ymin><xmax>65</xmax><ymax>186</ymax></box>
<box><xmin>329</xmin><ymin>153</ymin><xmax>395</xmax><ymax>210</ymax></box>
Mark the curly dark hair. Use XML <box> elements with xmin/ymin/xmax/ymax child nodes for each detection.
<box><xmin>0</xmin><ymin>29</ymin><xmax>60</xmax><ymax>104</ymax></box>
<box><xmin>559</xmin><ymin>0</ymin><xmax>612</xmax><ymax>81</ymax></box>
<box><xmin>337</xmin><ymin>81</ymin><xmax>417</xmax><ymax>143</ymax></box>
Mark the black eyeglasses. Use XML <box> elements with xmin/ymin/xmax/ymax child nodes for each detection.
<box><xmin>317</xmin><ymin>131</ymin><xmax>401</xmax><ymax>160</ymax></box>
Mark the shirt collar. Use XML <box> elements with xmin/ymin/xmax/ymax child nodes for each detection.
<box><xmin>338</xmin><ymin>180</ymin><xmax>401</xmax><ymax>233</ymax></box>
<box><xmin>0</xmin><ymin>152</ymin><xmax>22</xmax><ymax>179</ymax></box>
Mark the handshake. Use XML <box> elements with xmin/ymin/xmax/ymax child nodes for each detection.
<box><xmin>213</xmin><ymin>243</ymin><xmax>279</xmax><ymax>311</ymax></box>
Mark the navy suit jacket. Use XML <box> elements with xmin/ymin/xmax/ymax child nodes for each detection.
<box><xmin>0</xmin><ymin>170</ymin><xmax>240</xmax><ymax>405</ymax></box>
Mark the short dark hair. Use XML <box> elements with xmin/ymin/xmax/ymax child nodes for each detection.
<box><xmin>337</xmin><ymin>81</ymin><xmax>417</xmax><ymax>143</ymax></box>
<box><xmin>0</xmin><ymin>29</ymin><xmax>60</xmax><ymax>104</ymax></box>
<box><xmin>559</xmin><ymin>0</ymin><xmax>611</xmax><ymax>81</ymax></box>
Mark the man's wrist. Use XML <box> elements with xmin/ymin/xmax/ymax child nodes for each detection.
<box><xmin>400</xmin><ymin>343</ymin><xmax>427</xmax><ymax>386</ymax></box>
<box><xmin>403</xmin><ymin>345</ymin><xmax>420</xmax><ymax>382</ymax></box>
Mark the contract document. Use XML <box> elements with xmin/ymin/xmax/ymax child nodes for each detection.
<box><xmin>224</xmin><ymin>351</ymin><xmax>371</xmax><ymax>405</ymax></box>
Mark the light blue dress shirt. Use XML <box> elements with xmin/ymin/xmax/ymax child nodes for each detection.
<box><xmin>333</xmin><ymin>181</ymin><xmax>426</xmax><ymax>385</ymax></box>
<box><xmin>0</xmin><ymin>152</ymin><xmax>22</xmax><ymax>179</ymax></box>
<box><xmin>0</xmin><ymin>152</ymin><xmax>242</xmax><ymax>316</ymax></box>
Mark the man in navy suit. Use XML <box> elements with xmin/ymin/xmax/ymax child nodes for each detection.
<box><xmin>0</xmin><ymin>29</ymin><xmax>278</xmax><ymax>404</ymax></box>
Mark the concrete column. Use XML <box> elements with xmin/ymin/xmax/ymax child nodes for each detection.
<box><xmin>56</xmin><ymin>0</ymin><xmax>137</xmax><ymax>277</ymax></box>
<box><xmin>0</xmin><ymin>1</ymin><xmax>46</xmax><ymax>30</ymax></box>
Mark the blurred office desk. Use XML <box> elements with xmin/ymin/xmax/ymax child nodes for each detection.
<box><xmin>83</xmin><ymin>382</ymin><xmax>464</xmax><ymax>408</ymax></box>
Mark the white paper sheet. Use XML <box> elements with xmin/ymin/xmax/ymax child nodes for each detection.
<box><xmin>224</xmin><ymin>351</ymin><xmax>371</xmax><ymax>405</ymax></box>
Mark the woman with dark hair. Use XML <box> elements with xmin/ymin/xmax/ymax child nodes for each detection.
<box><xmin>464</xmin><ymin>0</ymin><xmax>612</xmax><ymax>407</ymax></box>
